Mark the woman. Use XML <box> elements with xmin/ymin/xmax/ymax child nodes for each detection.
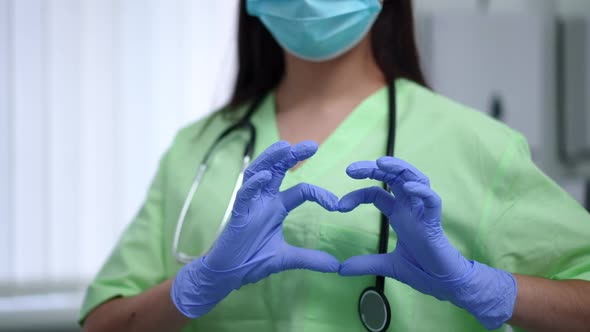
<box><xmin>81</xmin><ymin>1</ymin><xmax>590</xmax><ymax>331</ymax></box>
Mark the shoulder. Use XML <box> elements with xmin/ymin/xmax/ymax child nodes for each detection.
<box><xmin>174</xmin><ymin>110</ymin><xmax>230</xmax><ymax>144</ymax></box>
<box><xmin>401</xmin><ymin>80</ymin><xmax>529</xmax><ymax>164</ymax></box>
<box><xmin>152</xmin><ymin>103</ymin><xmax>252</xmax><ymax>175</ymax></box>
<box><xmin>170</xmin><ymin>104</ymin><xmax>249</xmax><ymax>152</ymax></box>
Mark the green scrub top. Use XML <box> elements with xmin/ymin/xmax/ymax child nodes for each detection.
<box><xmin>80</xmin><ymin>79</ymin><xmax>590</xmax><ymax>331</ymax></box>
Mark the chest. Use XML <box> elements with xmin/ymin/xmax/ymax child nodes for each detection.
<box><xmin>275</xmin><ymin>100</ymin><xmax>361</xmax><ymax>145</ymax></box>
<box><xmin>166</xmin><ymin>128</ymin><xmax>488</xmax><ymax>332</ymax></box>
<box><xmin>162</xmin><ymin>109</ymin><xmax>485</xmax><ymax>271</ymax></box>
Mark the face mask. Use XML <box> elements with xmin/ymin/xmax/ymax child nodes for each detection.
<box><xmin>247</xmin><ymin>0</ymin><xmax>382</xmax><ymax>62</ymax></box>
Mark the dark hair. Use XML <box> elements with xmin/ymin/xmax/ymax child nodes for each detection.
<box><xmin>228</xmin><ymin>0</ymin><xmax>428</xmax><ymax>108</ymax></box>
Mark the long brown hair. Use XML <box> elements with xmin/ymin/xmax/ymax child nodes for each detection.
<box><xmin>228</xmin><ymin>0</ymin><xmax>428</xmax><ymax>108</ymax></box>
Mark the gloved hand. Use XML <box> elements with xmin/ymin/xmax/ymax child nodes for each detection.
<box><xmin>338</xmin><ymin>157</ymin><xmax>517</xmax><ymax>330</ymax></box>
<box><xmin>171</xmin><ymin>141</ymin><xmax>340</xmax><ymax>319</ymax></box>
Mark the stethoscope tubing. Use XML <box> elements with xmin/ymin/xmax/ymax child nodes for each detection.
<box><xmin>173</xmin><ymin>101</ymin><xmax>260</xmax><ymax>264</ymax></box>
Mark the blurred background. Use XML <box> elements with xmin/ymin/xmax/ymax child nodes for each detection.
<box><xmin>0</xmin><ymin>0</ymin><xmax>589</xmax><ymax>331</ymax></box>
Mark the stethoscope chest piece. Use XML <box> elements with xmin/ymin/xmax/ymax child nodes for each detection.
<box><xmin>359</xmin><ymin>287</ymin><xmax>392</xmax><ymax>332</ymax></box>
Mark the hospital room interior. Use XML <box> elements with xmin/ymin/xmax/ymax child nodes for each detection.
<box><xmin>1</xmin><ymin>0</ymin><xmax>590</xmax><ymax>331</ymax></box>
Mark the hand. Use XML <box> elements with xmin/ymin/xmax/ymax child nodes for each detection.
<box><xmin>338</xmin><ymin>157</ymin><xmax>517</xmax><ymax>330</ymax></box>
<box><xmin>171</xmin><ymin>141</ymin><xmax>340</xmax><ymax>319</ymax></box>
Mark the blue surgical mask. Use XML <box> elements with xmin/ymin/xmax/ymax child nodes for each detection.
<box><xmin>247</xmin><ymin>0</ymin><xmax>382</xmax><ymax>62</ymax></box>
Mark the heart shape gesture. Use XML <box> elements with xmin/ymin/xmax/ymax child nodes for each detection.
<box><xmin>172</xmin><ymin>141</ymin><xmax>340</xmax><ymax>319</ymax></box>
<box><xmin>338</xmin><ymin>157</ymin><xmax>516</xmax><ymax>330</ymax></box>
<box><xmin>172</xmin><ymin>141</ymin><xmax>516</xmax><ymax>329</ymax></box>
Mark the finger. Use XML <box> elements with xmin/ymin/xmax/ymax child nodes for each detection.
<box><xmin>376</xmin><ymin>157</ymin><xmax>430</xmax><ymax>185</ymax></box>
<box><xmin>338</xmin><ymin>253</ymin><xmax>395</xmax><ymax>277</ymax></box>
<box><xmin>403</xmin><ymin>182</ymin><xmax>441</xmax><ymax>207</ymax></box>
<box><xmin>346</xmin><ymin>161</ymin><xmax>404</xmax><ymax>196</ymax></box>
<box><xmin>232</xmin><ymin>170</ymin><xmax>272</xmax><ymax>220</ymax></box>
<box><xmin>280</xmin><ymin>244</ymin><xmax>340</xmax><ymax>273</ymax></box>
<box><xmin>346</xmin><ymin>161</ymin><xmax>398</xmax><ymax>182</ymax></box>
<box><xmin>280</xmin><ymin>183</ymin><xmax>339</xmax><ymax>212</ymax></box>
<box><xmin>278</xmin><ymin>141</ymin><xmax>318</xmax><ymax>171</ymax></box>
<box><xmin>338</xmin><ymin>186</ymin><xmax>395</xmax><ymax>217</ymax></box>
<box><xmin>403</xmin><ymin>182</ymin><xmax>442</xmax><ymax>221</ymax></box>
<box><xmin>267</xmin><ymin>141</ymin><xmax>319</xmax><ymax>192</ymax></box>
<box><xmin>243</xmin><ymin>141</ymin><xmax>291</xmax><ymax>182</ymax></box>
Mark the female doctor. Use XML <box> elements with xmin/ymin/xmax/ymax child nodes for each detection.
<box><xmin>81</xmin><ymin>0</ymin><xmax>590</xmax><ymax>331</ymax></box>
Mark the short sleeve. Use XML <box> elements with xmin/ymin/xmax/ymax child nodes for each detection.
<box><xmin>78</xmin><ymin>148</ymin><xmax>170</xmax><ymax>324</ymax></box>
<box><xmin>479</xmin><ymin>134</ymin><xmax>590</xmax><ymax>282</ymax></box>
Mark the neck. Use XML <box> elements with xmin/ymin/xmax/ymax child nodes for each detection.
<box><xmin>275</xmin><ymin>37</ymin><xmax>386</xmax><ymax>112</ymax></box>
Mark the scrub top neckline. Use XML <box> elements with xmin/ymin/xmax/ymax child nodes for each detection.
<box><xmin>250</xmin><ymin>78</ymin><xmax>411</xmax><ymax>186</ymax></box>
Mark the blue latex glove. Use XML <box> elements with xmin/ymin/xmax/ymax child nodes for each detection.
<box><xmin>171</xmin><ymin>141</ymin><xmax>340</xmax><ymax>319</ymax></box>
<box><xmin>338</xmin><ymin>157</ymin><xmax>517</xmax><ymax>330</ymax></box>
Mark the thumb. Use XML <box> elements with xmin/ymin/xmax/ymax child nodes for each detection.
<box><xmin>280</xmin><ymin>245</ymin><xmax>340</xmax><ymax>273</ymax></box>
<box><xmin>339</xmin><ymin>253</ymin><xmax>395</xmax><ymax>277</ymax></box>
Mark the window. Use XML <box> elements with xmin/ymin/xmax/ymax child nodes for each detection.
<box><xmin>0</xmin><ymin>1</ymin><xmax>238</xmax><ymax>326</ymax></box>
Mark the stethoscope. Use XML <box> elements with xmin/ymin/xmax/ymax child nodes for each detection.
<box><xmin>173</xmin><ymin>83</ymin><xmax>397</xmax><ymax>332</ymax></box>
